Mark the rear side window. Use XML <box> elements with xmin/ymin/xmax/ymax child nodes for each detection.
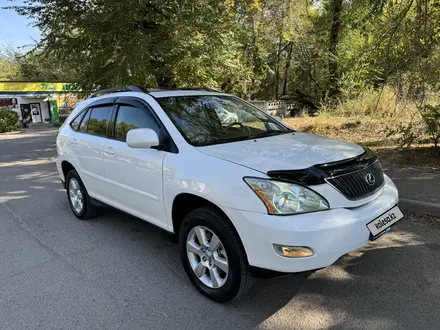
<box><xmin>85</xmin><ymin>106</ymin><xmax>112</xmax><ymax>137</ymax></box>
<box><xmin>70</xmin><ymin>110</ymin><xmax>87</xmax><ymax>131</ymax></box>
<box><xmin>114</xmin><ymin>105</ymin><xmax>159</xmax><ymax>141</ymax></box>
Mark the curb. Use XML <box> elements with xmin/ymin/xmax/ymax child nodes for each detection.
<box><xmin>399</xmin><ymin>198</ymin><xmax>440</xmax><ymax>217</ymax></box>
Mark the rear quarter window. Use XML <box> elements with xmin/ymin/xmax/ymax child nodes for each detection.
<box><xmin>79</xmin><ymin>109</ymin><xmax>91</xmax><ymax>132</ymax></box>
<box><xmin>70</xmin><ymin>110</ymin><xmax>87</xmax><ymax>131</ymax></box>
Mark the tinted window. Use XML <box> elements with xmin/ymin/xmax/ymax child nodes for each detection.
<box><xmin>156</xmin><ymin>96</ymin><xmax>290</xmax><ymax>146</ymax></box>
<box><xmin>70</xmin><ymin>110</ymin><xmax>87</xmax><ymax>131</ymax></box>
<box><xmin>78</xmin><ymin>109</ymin><xmax>90</xmax><ymax>132</ymax></box>
<box><xmin>86</xmin><ymin>106</ymin><xmax>112</xmax><ymax>137</ymax></box>
<box><xmin>114</xmin><ymin>105</ymin><xmax>159</xmax><ymax>141</ymax></box>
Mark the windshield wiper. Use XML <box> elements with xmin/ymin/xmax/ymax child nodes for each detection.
<box><xmin>200</xmin><ymin>130</ymin><xmax>290</xmax><ymax>146</ymax></box>
<box><xmin>251</xmin><ymin>130</ymin><xmax>289</xmax><ymax>139</ymax></box>
<box><xmin>202</xmin><ymin>135</ymin><xmax>255</xmax><ymax>146</ymax></box>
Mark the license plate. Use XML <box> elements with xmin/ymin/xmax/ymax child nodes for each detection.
<box><xmin>367</xmin><ymin>205</ymin><xmax>404</xmax><ymax>239</ymax></box>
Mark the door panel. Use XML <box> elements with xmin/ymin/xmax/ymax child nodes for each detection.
<box><xmin>103</xmin><ymin>103</ymin><xmax>167</xmax><ymax>229</ymax></box>
<box><xmin>73</xmin><ymin>105</ymin><xmax>113</xmax><ymax>199</ymax></box>
<box><xmin>104</xmin><ymin>139</ymin><xmax>166</xmax><ymax>227</ymax></box>
<box><xmin>76</xmin><ymin>134</ymin><xmax>108</xmax><ymax>198</ymax></box>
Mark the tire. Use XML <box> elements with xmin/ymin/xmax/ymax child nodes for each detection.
<box><xmin>66</xmin><ymin>169</ymin><xmax>96</xmax><ymax>220</ymax></box>
<box><xmin>179</xmin><ymin>206</ymin><xmax>254</xmax><ymax>302</ymax></box>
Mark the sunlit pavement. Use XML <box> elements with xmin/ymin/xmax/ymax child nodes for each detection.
<box><xmin>0</xmin><ymin>128</ymin><xmax>439</xmax><ymax>329</ymax></box>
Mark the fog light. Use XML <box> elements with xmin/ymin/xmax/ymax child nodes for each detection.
<box><xmin>274</xmin><ymin>245</ymin><xmax>314</xmax><ymax>258</ymax></box>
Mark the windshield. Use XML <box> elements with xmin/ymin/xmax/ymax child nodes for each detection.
<box><xmin>156</xmin><ymin>95</ymin><xmax>292</xmax><ymax>146</ymax></box>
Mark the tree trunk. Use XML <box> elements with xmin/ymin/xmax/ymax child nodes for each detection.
<box><xmin>328</xmin><ymin>0</ymin><xmax>343</xmax><ymax>99</ymax></box>
<box><xmin>153</xmin><ymin>62</ymin><xmax>175</xmax><ymax>87</ymax></box>
<box><xmin>282</xmin><ymin>42</ymin><xmax>293</xmax><ymax>95</ymax></box>
<box><xmin>274</xmin><ymin>36</ymin><xmax>283</xmax><ymax>99</ymax></box>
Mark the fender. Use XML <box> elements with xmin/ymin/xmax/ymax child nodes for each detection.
<box><xmin>162</xmin><ymin>144</ymin><xmax>268</xmax><ymax>232</ymax></box>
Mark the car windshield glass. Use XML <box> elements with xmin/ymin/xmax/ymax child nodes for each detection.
<box><xmin>156</xmin><ymin>95</ymin><xmax>291</xmax><ymax>146</ymax></box>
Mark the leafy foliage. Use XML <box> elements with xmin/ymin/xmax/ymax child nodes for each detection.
<box><xmin>0</xmin><ymin>49</ymin><xmax>19</xmax><ymax>80</ymax></box>
<box><xmin>0</xmin><ymin>108</ymin><xmax>20</xmax><ymax>133</ymax></box>
<box><xmin>421</xmin><ymin>105</ymin><xmax>440</xmax><ymax>150</ymax></box>
<box><xmin>8</xmin><ymin>0</ymin><xmax>245</xmax><ymax>90</ymax></box>
<box><xmin>385</xmin><ymin>123</ymin><xmax>418</xmax><ymax>149</ymax></box>
<box><xmin>4</xmin><ymin>0</ymin><xmax>440</xmax><ymax>106</ymax></box>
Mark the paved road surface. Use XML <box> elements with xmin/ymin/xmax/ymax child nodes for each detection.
<box><xmin>1</xmin><ymin>128</ymin><xmax>439</xmax><ymax>329</ymax></box>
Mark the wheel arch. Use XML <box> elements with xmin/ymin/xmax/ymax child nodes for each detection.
<box><xmin>61</xmin><ymin>160</ymin><xmax>75</xmax><ymax>182</ymax></box>
<box><xmin>171</xmin><ymin>193</ymin><xmax>242</xmax><ymax>245</ymax></box>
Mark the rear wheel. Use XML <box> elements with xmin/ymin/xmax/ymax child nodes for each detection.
<box><xmin>66</xmin><ymin>170</ymin><xmax>96</xmax><ymax>220</ymax></box>
<box><xmin>179</xmin><ymin>206</ymin><xmax>254</xmax><ymax>302</ymax></box>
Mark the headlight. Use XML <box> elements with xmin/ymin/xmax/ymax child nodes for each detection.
<box><xmin>244</xmin><ymin>177</ymin><xmax>329</xmax><ymax>215</ymax></box>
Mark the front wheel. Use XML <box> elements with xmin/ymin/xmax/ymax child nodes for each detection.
<box><xmin>179</xmin><ymin>206</ymin><xmax>254</xmax><ymax>302</ymax></box>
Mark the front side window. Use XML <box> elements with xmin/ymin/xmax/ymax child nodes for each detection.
<box><xmin>114</xmin><ymin>105</ymin><xmax>159</xmax><ymax>142</ymax></box>
<box><xmin>156</xmin><ymin>96</ymin><xmax>291</xmax><ymax>146</ymax></box>
<box><xmin>86</xmin><ymin>106</ymin><xmax>112</xmax><ymax>137</ymax></box>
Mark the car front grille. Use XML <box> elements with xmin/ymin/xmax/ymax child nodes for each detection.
<box><xmin>325</xmin><ymin>160</ymin><xmax>384</xmax><ymax>200</ymax></box>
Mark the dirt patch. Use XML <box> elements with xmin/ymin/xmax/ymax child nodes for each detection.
<box><xmin>285</xmin><ymin>116</ymin><xmax>403</xmax><ymax>144</ymax></box>
<box><xmin>374</xmin><ymin>145</ymin><xmax>440</xmax><ymax>168</ymax></box>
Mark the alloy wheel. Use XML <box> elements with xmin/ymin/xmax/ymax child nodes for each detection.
<box><xmin>186</xmin><ymin>226</ymin><xmax>229</xmax><ymax>289</ymax></box>
<box><xmin>69</xmin><ymin>177</ymin><xmax>84</xmax><ymax>214</ymax></box>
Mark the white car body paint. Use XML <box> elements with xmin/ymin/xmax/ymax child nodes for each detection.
<box><xmin>56</xmin><ymin>90</ymin><xmax>400</xmax><ymax>273</ymax></box>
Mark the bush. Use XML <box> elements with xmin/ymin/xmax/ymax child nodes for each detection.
<box><xmin>0</xmin><ymin>107</ymin><xmax>20</xmax><ymax>133</ymax></box>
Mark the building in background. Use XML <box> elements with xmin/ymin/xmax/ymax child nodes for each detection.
<box><xmin>0</xmin><ymin>81</ymin><xmax>83</xmax><ymax>124</ymax></box>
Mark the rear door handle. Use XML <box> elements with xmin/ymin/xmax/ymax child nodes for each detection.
<box><xmin>104</xmin><ymin>147</ymin><xmax>115</xmax><ymax>155</ymax></box>
<box><xmin>71</xmin><ymin>138</ymin><xmax>78</xmax><ymax>144</ymax></box>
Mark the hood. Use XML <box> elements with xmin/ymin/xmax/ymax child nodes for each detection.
<box><xmin>197</xmin><ymin>132</ymin><xmax>365</xmax><ymax>173</ymax></box>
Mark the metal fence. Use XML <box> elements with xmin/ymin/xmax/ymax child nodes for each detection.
<box><xmin>249</xmin><ymin>100</ymin><xmax>316</xmax><ymax>118</ymax></box>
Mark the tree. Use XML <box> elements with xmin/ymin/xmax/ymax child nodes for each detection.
<box><xmin>11</xmin><ymin>0</ymin><xmax>248</xmax><ymax>90</ymax></box>
<box><xmin>6</xmin><ymin>0</ymin><xmax>440</xmax><ymax>107</ymax></box>
<box><xmin>0</xmin><ymin>49</ymin><xmax>19</xmax><ymax>80</ymax></box>
<box><xmin>327</xmin><ymin>0</ymin><xmax>343</xmax><ymax>98</ymax></box>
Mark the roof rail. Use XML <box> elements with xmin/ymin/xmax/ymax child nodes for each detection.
<box><xmin>88</xmin><ymin>86</ymin><xmax>221</xmax><ymax>98</ymax></box>
<box><xmin>88</xmin><ymin>86</ymin><xmax>145</xmax><ymax>99</ymax></box>
<box><xmin>142</xmin><ymin>87</ymin><xmax>221</xmax><ymax>93</ymax></box>
<box><xmin>191</xmin><ymin>87</ymin><xmax>221</xmax><ymax>92</ymax></box>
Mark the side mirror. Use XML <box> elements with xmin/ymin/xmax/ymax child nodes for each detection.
<box><xmin>126</xmin><ymin>128</ymin><xmax>160</xmax><ymax>149</ymax></box>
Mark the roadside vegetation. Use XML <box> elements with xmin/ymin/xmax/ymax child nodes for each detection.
<box><xmin>286</xmin><ymin>87</ymin><xmax>427</xmax><ymax>144</ymax></box>
<box><xmin>0</xmin><ymin>108</ymin><xmax>19</xmax><ymax>133</ymax></box>
<box><xmin>285</xmin><ymin>87</ymin><xmax>440</xmax><ymax>166</ymax></box>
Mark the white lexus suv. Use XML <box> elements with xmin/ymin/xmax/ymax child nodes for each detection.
<box><xmin>56</xmin><ymin>86</ymin><xmax>403</xmax><ymax>302</ymax></box>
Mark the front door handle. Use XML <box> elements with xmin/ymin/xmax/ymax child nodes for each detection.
<box><xmin>71</xmin><ymin>138</ymin><xmax>78</xmax><ymax>144</ymax></box>
<box><xmin>104</xmin><ymin>148</ymin><xmax>115</xmax><ymax>155</ymax></box>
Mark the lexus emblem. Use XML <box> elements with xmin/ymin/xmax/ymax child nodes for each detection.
<box><xmin>365</xmin><ymin>173</ymin><xmax>376</xmax><ymax>186</ymax></box>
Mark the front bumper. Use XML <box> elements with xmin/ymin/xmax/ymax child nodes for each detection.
<box><xmin>224</xmin><ymin>176</ymin><xmax>399</xmax><ymax>273</ymax></box>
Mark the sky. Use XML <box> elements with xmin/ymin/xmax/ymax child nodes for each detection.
<box><xmin>0</xmin><ymin>0</ymin><xmax>41</xmax><ymax>50</ymax></box>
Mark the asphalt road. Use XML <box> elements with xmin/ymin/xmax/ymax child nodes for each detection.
<box><xmin>1</xmin><ymin>128</ymin><xmax>440</xmax><ymax>330</ymax></box>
